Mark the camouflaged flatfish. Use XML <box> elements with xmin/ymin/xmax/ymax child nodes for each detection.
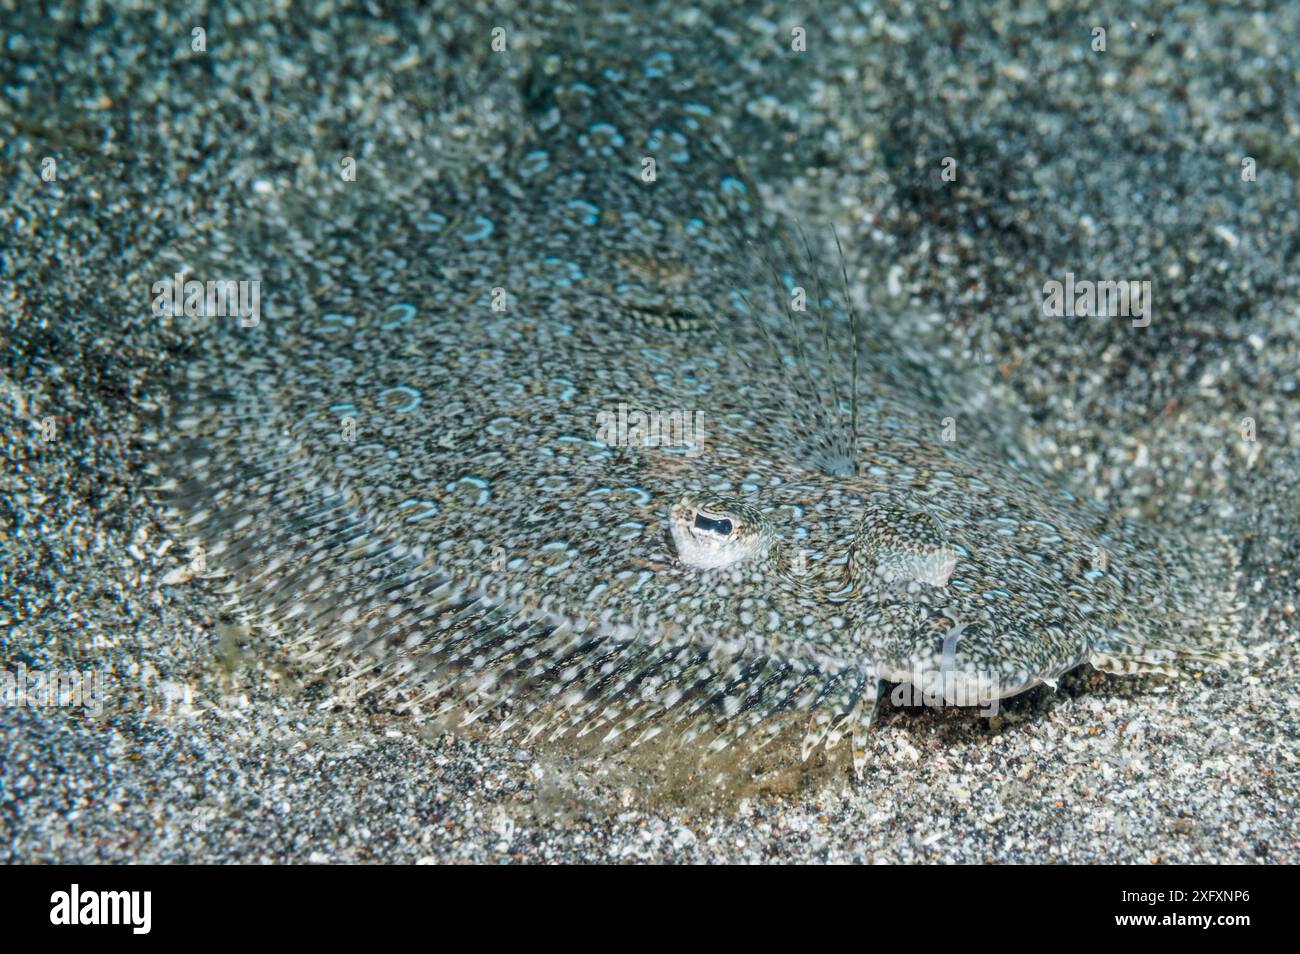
<box><xmin>154</xmin><ymin>28</ymin><xmax>1244</xmax><ymax>778</ymax></box>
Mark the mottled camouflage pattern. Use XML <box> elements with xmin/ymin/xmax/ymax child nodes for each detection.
<box><xmin>157</xmin><ymin>17</ymin><xmax>1244</xmax><ymax>777</ymax></box>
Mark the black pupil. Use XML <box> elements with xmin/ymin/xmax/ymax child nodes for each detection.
<box><xmin>693</xmin><ymin>514</ymin><xmax>733</xmax><ymax>535</ymax></box>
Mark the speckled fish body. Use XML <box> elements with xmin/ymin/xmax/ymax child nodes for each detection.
<box><xmin>158</xmin><ymin>30</ymin><xmax>1244</xmax><ymax>775</ymax></box>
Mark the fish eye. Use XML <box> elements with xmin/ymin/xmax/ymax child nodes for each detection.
<box><xmin>669</xmin><ymin>495</ymin><xmax>770</xmax><ymax>570</ymax></box>
<box><xmin>693</xmin><ymin>514</ymin><xmax>734</xmax><ymax>536</ymax></box>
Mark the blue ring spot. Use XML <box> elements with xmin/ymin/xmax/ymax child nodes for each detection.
<box><xmin>622</xmin><ymin>486</ymin><xmax>652</xmax><ymax>506</ymax></box>
<box><xmin>398</xmin><ymin>499</ymin><xmax>439</xmax><ymax>522</ymax></box>
<box><xmin>461</xmin><ymin>215</ymin><xmax>494</xmax><ymax>242</ymax></box>
<box><xmin>644</xmin><ymin>51</ymin><xmax>674</xmax><ymax>77</ymax></box>
<box><xmin>381</xmin><ymin>303</ymin><xmax>415</xmax><ymax>329</ymax></box>
<box><xmin>557</xmin><ymin>435</ymin><xmax>612</xmax><ymax>459</ymax></box>
<box><xmin>565</xmin><ymin>199</ymin><xmax>600</xmax><ymax>226</ymax></box>
<box><xmin>446</xmin><ymin>475</ymin><xmax>491</xmax><ymax>506</ymax></box>
<box><xmin>519</xmin><ymin>150</ymin><xmax>550</xmax><ymax>179</ymax></box>
<box><xmin>379</xmin><ymin>386</ymin><xmax>421</xmax><ymax>413</ymax></box>
<box><xmin>416</xmin><ymin>212</ymin><xmax>448</xmax><ymax>233</ymax></box>
<box><xmin>320</xmin><ymin>312</ymin><xmax>355</xmax><ymax>331</ymax></box>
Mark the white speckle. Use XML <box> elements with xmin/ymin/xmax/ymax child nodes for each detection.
<box><xmin>1213</xmin><ymin>225</ymin><xmax>1239</xmax><ymax>248</ymax></box>
<box><xmin>160</xmin><ymin>565</ymin><xmax>196</xmax><ymax>586</ymax></box>
<box><xmin>887</xmin><ymin>264</ymin><xmax>904</xmax><ymax>297</ymax></box>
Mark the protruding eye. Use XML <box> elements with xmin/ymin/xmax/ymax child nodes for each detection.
<box><xmin>669</xmin><ymin>495</ymin><xmax>770</xmax><ymax>570</ymax></box>
<box><xmin>693</xmin><ymin>514</ymin><xmax>734</xmax><ymax>536</ymax></box>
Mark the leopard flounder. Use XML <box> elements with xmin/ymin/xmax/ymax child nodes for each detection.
<box><xmin>155</xmin><ymin>27</ymin><xmax>1245</xmax><ymax>779</ymax></box>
